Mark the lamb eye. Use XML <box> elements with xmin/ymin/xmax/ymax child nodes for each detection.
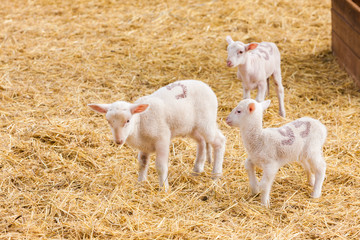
<box><xmin>237</xmin><ymin>110</ymin><xmax>241</xmax><ymax>113</ymax></box>
<box><xmin>123</xmin><ymin>120</ymin><xmax>130</xmax><ymax>127</ymax></box>
<box><xmin>238</xmin><ymin>51</ymin><xmax>243</xmax><ymax>54</ymax></box>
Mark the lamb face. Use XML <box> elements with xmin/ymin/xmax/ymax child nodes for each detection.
<box><xmin>88</xmin><ymin>101</ymin><xmax>149</xmax><ymax>145</ymax></box>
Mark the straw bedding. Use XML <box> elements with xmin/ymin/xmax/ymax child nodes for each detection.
<box><xmin>1</xmin><ymin>0</ymin><xmax>359</xmax><ymax>239</ymax></box>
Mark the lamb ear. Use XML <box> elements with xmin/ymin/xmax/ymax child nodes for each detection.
<box><xmin>246</xmin><ymin>43</ymin><xmax>258</xmax><ymax>51</ymax></box>
<box><xmin>88</xmin><ymin>104</ymin><xmax>110</xmax><ymax>114</ymax></box>
<box><xmin>261</xmin><ymin>100</ymin><xmax>271</xmax><ymax>111</ymax></box>
<box><xmin>131</xmin><ymin>104</ymin><xmax>149</xmax><ymax>114</ymax></box>
<box><xmin>248</xmin><ymin>103</ymin><xmax>256</xmax><ymax>113</ymax></box>
<box><xmin>226</xmin><ymin>36</ymin><xmax>234</xmax><ymax>45</ymax></box>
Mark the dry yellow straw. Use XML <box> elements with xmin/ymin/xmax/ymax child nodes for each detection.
<box><xmin>0</xmin><ymin>0</ymin><xmax>359</xmax><ymax>239</ymax></box>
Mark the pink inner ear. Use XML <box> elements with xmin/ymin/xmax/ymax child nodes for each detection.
<box><xmin>248</xmin><ymin>103</ymin><xmax>256</xmax><ymax>113</ymax></box>
<box><xmin>89</xmin><ymin>104</ymin><xmax>108</xmax><ymax>113</ymax></box>
<box><xmin>132</xmin><ymin>104</ymin><xmax>149</xmax><ymax>114</ymax></box>
<box><xmin>247</xmin><ymin>43</ymin><xmax>258</xmax><ymax>51</ymax></box>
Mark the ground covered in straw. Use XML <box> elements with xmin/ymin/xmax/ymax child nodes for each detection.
<box><xmin>1</xmin><ymin>0</ymin><xmax>359</xmax><ymax>239</ymax></box>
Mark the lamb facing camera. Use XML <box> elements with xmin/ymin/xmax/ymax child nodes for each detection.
<box><xmin>89</xmin><ymin>80</ymin><xmax>226</xmax><ymax>191</ymax></box>
<box><xmin>226</xmin><ymin>36</ymin><xmax>286</xmax><ymax>117</ymax></box>
<box><xmin>226</xmin><ymin>99</ymin><xmax>327</xmax><ymax>207</ymax></box>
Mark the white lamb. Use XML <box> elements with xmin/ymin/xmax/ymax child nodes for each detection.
<box><xmin>88</xmin><ymin>80</ymin><xmax>226</xmax><ymax>191</ymax></box>
<box><xmin>226</xmin><ymin>35</ymin><xmax>286</xmax><ymax>117</ymax></box>
<box><xmin>226</xmin><ymin>99</ymin><xmax>327</xmax><ymax>207</ymax></box>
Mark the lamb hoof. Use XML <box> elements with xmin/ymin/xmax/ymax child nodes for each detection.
<box><xmin>261</xmin><ymin>200</ymin><xmax>270</xmax><ymax>208</ymax></box>
<box><xmin>192</xmin><ymin>167</ymin><xmax>204</xmax><ymax>174</ymax></box>
<box><xmin>311</xmin><ymin>192</ymin><xmax>321</xmax><ymax>199</ymax></box>
<box><xmin>279</xmin><ymin>111</ymin><xmax>286</xmax><ymax>118</ymax></box>
<box><xmin>250</xmin><ymin>188</ymin><xmax>260</xmax><ymax>196</ymax></box>
<box><xmin>211</xmin><ymin>173</ymin><xmax>222</xmax><ymax>180</ymax></box>
<box><xmin>191</xmin><ymin>172</ymin><xmax>202</xmax><ymax>177</ymax></box>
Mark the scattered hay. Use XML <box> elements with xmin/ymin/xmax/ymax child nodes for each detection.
<box><xmin>0</xmin><ymin>0</ymin><xmax>359</xmax><ymax>239</ymax></box>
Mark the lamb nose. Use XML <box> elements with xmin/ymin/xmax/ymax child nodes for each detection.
<box><xmin>226</xmin><ymin>117</ymin><xmax>232</xmax><ymax>125</ymax></box>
